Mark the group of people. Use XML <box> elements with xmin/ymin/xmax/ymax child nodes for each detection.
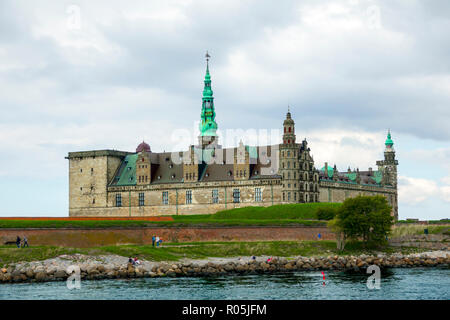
<box><xmin>151</xmin><ymin>235</ymin><xmax>163</xmax><ymax>247</ymax></box>
<box><xmin>128</xmin><ymin>257</ymin><xmax>141</xmax><ymax>266</ymax></box>
<box><xmin>15</xmin><ymin>236</ymin><xmax>29</xmax><ymax>248</ymax></box>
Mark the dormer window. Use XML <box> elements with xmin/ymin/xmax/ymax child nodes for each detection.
<box><xmin>158</xmin><ymin>176</ymin><xmax>161</xmax><ymax>180</ymax></box>
<box><xmin>171</xmin><ymin>174</ymin><xmax>175</xmax><ymax>179</ymax></box>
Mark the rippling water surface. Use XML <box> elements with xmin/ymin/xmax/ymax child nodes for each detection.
<box><xmin>0</xmin><ymin>267</ymin><xmax>448</xmax><ymax>300</ymax></box>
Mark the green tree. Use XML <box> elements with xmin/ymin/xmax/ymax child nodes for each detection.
<box><xmin>334</xmin><ymin>195</ymin><xmax>394</xmax><ymax>247</ymax></box>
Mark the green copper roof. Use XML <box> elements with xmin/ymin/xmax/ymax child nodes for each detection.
<box><xmin>385</xmin><ymin>130</ymin><xmax>394</xmax><ymax>147</ymax></box>
<box><xmin>372</xmin><ymin>170</ymin><xmax>383</xmax><ymax>184</ymax></box>
<box><xmin>199</xmin><ymin>55</ymin><xmax>218</xmax><ymax>137</ymax></box>
<box><xmin>115</xmin><ymin>154</ymin><xmax>137</xmax><ymax>186</ymax></box>
<box><xmin>346</xmin><ymin>172</ymin><xmax>357</xmax><ymax>181</ymax></box>
<box><xmin>320</xmin><ymin>165</ymin><xmax>334</xmax><ymax>178</ymax></box>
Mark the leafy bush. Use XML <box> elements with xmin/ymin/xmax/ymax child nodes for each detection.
<box><xmin>316</xmin><ymin>207</ymin><xmax>337</xmax><ymax>220</ymax></box>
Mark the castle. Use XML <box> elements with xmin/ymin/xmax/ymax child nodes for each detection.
<box><xmin>67</xmin><ymin>54</ymin><xmax>398</xmax><ymax>219</ymax></box>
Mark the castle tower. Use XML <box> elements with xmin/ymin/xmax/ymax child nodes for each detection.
<box><xmin>279</xmin><ymin>107</ymin><xmax>300</xmax><ymax>203</ymax></box>
<box><xmin>198</xmin><ymin>51</ymin><xmax>219</xmax><ymax>149</ymax></box>
<box><xmin>377</xmin><ymin>130</ymin><xmax>398</xmax><ymax>187</ymax></box>
<box><xmin>376</xmin><ymin>130</ymin><xmax>399</xmax><ymax>220</ymax></box>
<box><xmin>136</xmin><ymin>141</ymin><xmax>151</xmax><ymax>185</ymax></box>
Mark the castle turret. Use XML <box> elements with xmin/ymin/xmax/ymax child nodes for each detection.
<box><xmin>279</xmin><ymin>107</ymin><xmax>300</xmax><ymax>203</ymax></box>
<box><xmin>198</xmin><ymin>51</ymin><xmax>219</xmax><ymax>149</ymax></box>
<box><xmin>376</xmin><ymin>130</ymin><xmax>399</xmax><ymax>220</ymax></box>
<box><xmin>136</xmin><ymin>141</ymin><xmax>152</xmax><ymax>185</ymax></box>
<box><xmin>377</xmin><ymin>130</ymin><xmax>398</xmax><ymax>187</ymax></box>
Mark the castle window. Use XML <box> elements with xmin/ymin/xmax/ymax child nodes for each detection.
<box><xmin>91</xmin><ymin>168</ymin><xmax>94</xmax><ymax>175</ymax></box>
<box><xmin>289</xmin><ymin>127</ymin><xmax>291</xmax><ymax>133</ymax></box>
<box><xmin>293</xmin><ymin>162</ymin><xmax>296</xmax><ymax>168</ymax></box>
<box><xmin>139</xmin><ymin>192</ymin><xmax>145</xmax><ymax>206</ymax></box>
<box><xmin>288</xmin><ymin>183</ymin><xmax>291</xmax><ymax>188</ymax></box>
<box><xmin>288</xmin><ymin>192</ymin><xmax>291</xmax><ymax>201</ymax></box>
<box><xmin>115</xmin><ymin>194</ymin><xmax>122</xmax><ymax>207</ymax></box>
<box><xmin>186</xmin><ymin>190</ymin><xmax>192</xmax><ymax>204</ymax></box>
<box><xmin>294</xmin><ymin>172</ymin><xmax>296</xmax><ymax>179</ymax></box>
<box><xmin>287</xmin><ymin>151</ymin><xmax>290</xmax><ymax>157</ymax></box>
<box><xmin>287</xmin><ymin>161</ymin><xmax>290</xmax><ymax>169</ymax></box>
<box><xmin>139</xmin><ymin>176</ymin><xmax>141</xmax><ymax>183</ymax></box>
<box><xmin>283</xmin><ymin>192</ymin><xmax>285</xmax><ymax>201</ymax></box>
<box><xmin>233</xmin><ymin>189</ymin><xmax>240</xmax><ymax>203</ymax></box>
<box><xmin>294</xmin><ymin>192</ymin><xmax>297</xmax><ymax>201</ymax></box>
<box><xmin>92</xmin><ymin>198</ymin><xmax>95</xmax><ymax>204</ymax></box>
<box><xmin>244</xmin><ymin>169</ymin><xmax>246</xmax><ymax>177</ymax></box>
<box><xmin>145</xmin><ymin>176</ymin><xmax>148</xmax><ymax>182</ymax></box>
<box><xmin>162</xmin><ymin>191</ymin><xmax>168</xmax><ymax>205</ymax></box>
<box><xmin>212</xmin><ymin>189</ymin><xmax>219</xmax><ymax>204</ymax></box>
<box><xmin>288</xmin><ymin>172</ymin><xmax>291</xmax><ymax>179</ymax></box>
<box><xmin>186</xmin><ymin>173</ymin><xmax>189</xmax><ymax>180</ymax></box>
<box><xmin>255</xmin><ymin>188</ymin><xmax>262</xmax><ymax>202</ymax></box>
<box><xmin>80</xmin><ymin>169</ymin><xmax>82</xmax><ymax>173</ymax></box>
<box><xmin>288</xmin><ymin>140</ymin><xmax>290</xmax><ymax>144</ymax></box>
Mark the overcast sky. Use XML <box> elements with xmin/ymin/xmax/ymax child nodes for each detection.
<box><xmin>0</xmin><ymin>0</ymin><xmax>449</xmax><ymax>219</ymax></box>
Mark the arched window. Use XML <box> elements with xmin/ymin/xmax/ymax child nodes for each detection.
<box><xmin>289</xmin><ymin>127</ymin><xmax>291</xmax><ymax>132</ymax></box>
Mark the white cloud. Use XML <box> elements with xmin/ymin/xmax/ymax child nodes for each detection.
<box><xmin>398</xmin><ymin>175</ymin><xmax>439</xmax><ymax>204</ymax></box>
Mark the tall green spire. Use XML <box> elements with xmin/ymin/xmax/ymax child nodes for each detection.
<box><xmin>199</xmin><ymin>51</ymin><xmax>218</xmax><ymax>137</ymax></box>
<box><xmin>385</xmin><ymin>129</ymin><xmax>394</xmax><ymax>147</ymax></box>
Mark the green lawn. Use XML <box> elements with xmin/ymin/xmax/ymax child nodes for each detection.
<box><xmin>0</xmin><ymin>240</ymin><xmax>425</xmax><ymax>267</ymax></box>
<box><xmin>0</xmin><ymin>203</ymin><xmax>340</xmax><ymax>229</ymax></box>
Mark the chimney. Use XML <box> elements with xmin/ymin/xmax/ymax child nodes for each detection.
<box><xmin>324</xmin><ymin>162</ymin><xmax>328</xmax><ymax>178</ymax></box>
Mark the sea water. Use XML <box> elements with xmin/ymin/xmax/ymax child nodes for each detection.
<box><xmin>0</xmin><ymin>267</ymin><xmax>448</xmax><ymax>300</ymax></box>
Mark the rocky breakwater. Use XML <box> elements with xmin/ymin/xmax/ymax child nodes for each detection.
<box><xmin>1</xmin><ymin>251</ymin><xmax>449</xmax><ymax>284</ymax></box>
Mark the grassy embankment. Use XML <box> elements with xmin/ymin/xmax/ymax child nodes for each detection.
<box><xmin>0</xmin><ymin>240</ymin><xmax>427</xmax><ymax>267</ymax></box>
<box><xmin>391</xmin><ymin>224</ymin><xmax>450</xmax><ymax>237</ymax></box>
<box><xmin>0</xmin><ymin>203</ymin><xmax>341</xmax><ymax>229</ymax></box>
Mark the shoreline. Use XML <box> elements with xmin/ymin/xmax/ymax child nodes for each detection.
<box><xmin>1</xmin><ymin>250</ymin><xmax>448</xmax><ymax>284</ymax></box>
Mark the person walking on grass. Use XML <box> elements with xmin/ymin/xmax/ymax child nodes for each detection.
<box><xmin>152</xmin><ymin>235</ymin><xmax>156</xmax><ymax>247</ymax></box>
<box><xmin>16</xmin><ymin>236</ymin><xmax>21</xmax><ymax>248</ymax></box>
<box><xmin>22</xmin><ymin>236</ymin><xmax>29</xmax><ymax>248</ymax></box>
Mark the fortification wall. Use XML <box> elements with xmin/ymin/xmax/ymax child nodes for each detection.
<box><xmin>0</xmin><ymin>226</ymin><xmax>333</xmax><ymax>247</ymax></box>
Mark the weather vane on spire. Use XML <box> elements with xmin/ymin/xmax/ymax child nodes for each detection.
<box><xmin>205</xmin><ymin>51</ymin><xmax>210</xmax><ymax>63</ymax></box>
